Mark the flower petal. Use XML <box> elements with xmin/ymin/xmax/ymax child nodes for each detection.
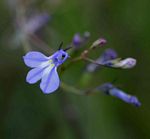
<box><xmin>40</xmin><ymin>66</ymin><xmax>60</xmax><ymax>94</ymax></box>
<box><xmin>26</xmin><ymin>67</ymin><xmax>46</xmax><ymax>84</ymax></box>
<box><xmin>23</xmin><ymin>51</ymin><xmax>49</xmax><ymax>68</ymax></box>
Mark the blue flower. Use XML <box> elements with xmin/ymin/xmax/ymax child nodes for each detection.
<box><xmin>97</xmin><ymin>83</ymin><xmax>141</xmax><ymax>107</ymax></box>
<box><xmin>23</xmin><ymin>50</ymin><xmax>69</xmax><ymax>94</ymax></box>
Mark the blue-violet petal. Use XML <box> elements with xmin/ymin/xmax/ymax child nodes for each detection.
<box><xmin>26</xmin><ymin>66</ymin><xmax>46</xmax><ymax>84</ymax></box>
<box><xmin>23</xmin><ymin>51</ymin><xmax>49</xmax><ymax>68</ymax></box>
<box><xmin>40</xmin><ymin>67</ymin><xmax>60</xmax><ymax>94</ymax></box>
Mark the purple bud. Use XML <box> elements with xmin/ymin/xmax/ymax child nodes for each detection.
<box><xmin>71</xmin><ymin>32</ymin><xmax>90</xmax><ymax>48</ymax></box>
<box><xmin>100</xmin><ymin>48</ymin><xmax>118</xmax><ymax>63</ymax></box>
<box><xmin>109</xmin><ymin>88</ymin><xmax>141</xmax><ymax>107</ymax></box>
<box><xmin>91</xmin><ymin>38</ymin><xmax>107</xmax><ymax>49</ymax></box>
<box><xmin>97</xmin><ymin>83</ymin><xmax>141</xmax><ymax>107</ymax></box>
<box><xmin>98</xmin><ymin>38</ymin><xmax>107</xmax><ymax>45</ymax></box>
<box><xmin>72</xmin><ymin>33</ymin><xmax>82</xmax><ymax>46</ymax></box>
<box><xmin>86</xmin><ymin>49</ymin><xmax>117</xmax><ymax>72</ymax></box>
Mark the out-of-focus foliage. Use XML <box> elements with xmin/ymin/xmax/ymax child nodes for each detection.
<box><xmin>0</xmin><ymin>0</ymin><xmax>150</xmax><ymax>139</ymax></box>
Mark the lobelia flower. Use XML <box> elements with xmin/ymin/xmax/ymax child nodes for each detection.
<box><xmin>97</xmin><ymin>83</ymin><xmax>141</xmax><ymax>107</ymax></box>
<box><xmin>23</xmin><ymin>49</ymin><xmax>69</xmax><ymax>94</ymax></box>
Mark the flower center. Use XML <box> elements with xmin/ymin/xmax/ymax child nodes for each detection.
<box><xmin>48</xmin><ymin>59</ymin><xmax>55</xmax><ymax>67</ymax></box>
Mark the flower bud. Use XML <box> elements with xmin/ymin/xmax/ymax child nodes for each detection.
<box><xmin>104</xmin><ymin>58</ymin><xmax>136</xmax><ymax>69</ymax></box>
<box><xmin>72</xmin><ymin>33</ymin><xmax>82</xmax><ymax>46</ymax></box>
<box><xmin>91</xmin><ymin>38</ymin><xmax>107</xmax><ymax>49</ymax></box>
<box><xmin>86</xmin><ymin>49</ymin><xmax>117</xmax><ymax>72</ymax></box>
<box><xmin>97</xmin><ymin>83</ymin><xmax>141</xmax><ymax>107</ymax></box>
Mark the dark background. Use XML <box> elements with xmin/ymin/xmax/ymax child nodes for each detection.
<box><xmin>0</xmin><ymin>0</ymin><xmax>150</xmax><ymax>139</ymax></box>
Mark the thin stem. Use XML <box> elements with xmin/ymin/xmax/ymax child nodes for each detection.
<box><xmin>61</xmin><ymin>82</ymin><xmax>84</xmax><ymax>95</ymax></box>
<box><xmin>83</xmin><ymin>57</ymin><xmax>123</xmax><ymax>70</ymax></box>
<box><xmin>70</xmin><ymin>56</ymin><xmax>82</xmax><ymax>62</ymax></box>
<box><xmin>61</xmin><ymin>82</ymin><xmax>94</xmax><ymax>95</ymax></box>
<box><xmin>60</xmin><ymin>56</ymin><xmax>82</xmax><ymax>74</ymax></box>
<box><xmin>83</xmin><ymin>57</ymin><xmax>105</xmax><ymax>66</ymax></box>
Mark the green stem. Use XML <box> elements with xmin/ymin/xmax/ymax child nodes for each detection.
<box><xmin>61</xmin><ymin>82</ymin><xmax>96</xmax><ymax>95</ymax></box>
<box><xmin>61</xmin><ymin>82</ymin><xmax>84</xmax><ymax>95</ymax></box>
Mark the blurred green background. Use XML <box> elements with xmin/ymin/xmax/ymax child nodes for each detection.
<box><xmin>0</xmin><ymin>0</ymin><xmax>150</xmax><ymax>139</ymax></box>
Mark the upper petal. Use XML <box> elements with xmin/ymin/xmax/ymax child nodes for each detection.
<box><xmin>23</xmin><ymin>51</ymin><xmax>49</xmax><ymax>68</ymax></box>
<box><xmin>26</xmin><ymin>66</ymin><xmax>46</xmax><ymax>84</ymax></box>
<box><xmin>40</xmin><ymin>66</ymin><xmax>60</xmax><ymax>94</ymax></box>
